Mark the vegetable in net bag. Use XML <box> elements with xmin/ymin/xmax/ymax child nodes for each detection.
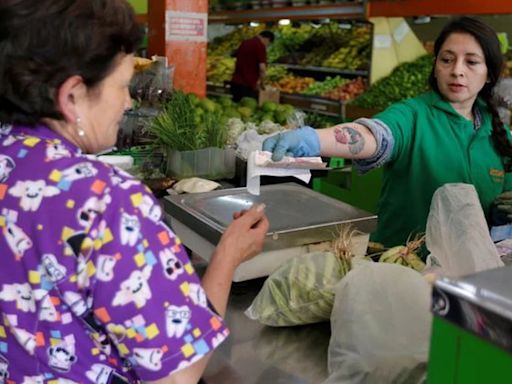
<box><xmin>324</xmin><ymin>262</ymin><xmax>432</xmax><ymax>384</ymax></box>
<box><xmin>245</xmin><ymin>226</ymin><xmax>364</xmax><ymax>326</ymax></box>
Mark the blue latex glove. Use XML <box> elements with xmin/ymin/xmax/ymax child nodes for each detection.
<box><xmin>262</xmin><ymin>126</ymin><xmax>320</xmax><ymax>162</ymax></box>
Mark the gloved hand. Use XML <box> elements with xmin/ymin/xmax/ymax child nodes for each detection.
<box><xmin>491</xmin><ymin>191</ymin><xmax>512</xmax><ymax>226</ymax></box>
<box><xmin>262</xmin><ymin>126</ymin><xmax>320</xmax><ymax>162</ymax></box>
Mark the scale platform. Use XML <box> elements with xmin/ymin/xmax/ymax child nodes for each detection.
<box><xmin>163</xmin><ymin>183</ymin><xmax>377</xmax><ymax>281</ymax></box>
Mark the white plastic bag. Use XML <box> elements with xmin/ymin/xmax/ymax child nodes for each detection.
<box><xmin>425</xmin><ymin>183</ymin><xmax>504</xmax><ymax>277</ymax></box>
<box><xmin>324</xmin><ymin>263</ymin><xmax>432</xmax><ymax>384</ymax></box>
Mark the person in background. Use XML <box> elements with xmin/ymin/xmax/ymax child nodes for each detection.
<box><xmin>230</xmin><ymin>30</ymin><xmax>275</xmax><ymax>102</ymax></box>
<box><xmin>0</xmin><ymin>1</ymin><xmax>268</xmax><ymax>383</ymax></box>
<box><xmin>264</xmin><ymin>16</ymin><xmax>512</xmax><ymax>254</ymax></box>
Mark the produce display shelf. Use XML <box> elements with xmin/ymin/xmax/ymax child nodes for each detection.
<box><xmin>206</xmin><ymin>84</ymin><xmax>345</xmax><ymax>117</ymax></box>
<box><xmin>273</xmin><ymin>63</ymin><xmax>369</xmax><ymax>78</ymax></box>
<box><xmin>344</xmin><ymin>104</ymin><xmax>382</xmax><ymax>120</ymax></box>
<box><xmin>280</xmin><ymin>92</ymin><xmax>343</xmax><ymax>116</ymax></box>
<box><xmin>209</xmin><ymin>3</ymin><xmax>366</xmax><ymax>23</ymax></box>
<box><xmin>207</xmin><ymin>83</ymin><xmax>231</xmax><ymax>97</ymax></box>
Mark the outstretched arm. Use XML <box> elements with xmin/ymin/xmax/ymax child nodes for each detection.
<box><xmin>316</xmin><ymin>122</ymin><xmax>378</xmax><ymax>159</ymax></box>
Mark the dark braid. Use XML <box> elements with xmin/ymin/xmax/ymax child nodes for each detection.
<box><xmin>486</xmin><ymin>97</ymin><xmax>512</xmax><ymax>171</ymax></box>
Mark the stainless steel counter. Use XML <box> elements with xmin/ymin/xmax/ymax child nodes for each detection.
<box><xmin>194</xmin><ymin>261</ymin><xmax>331</xmax><ymax>384</ymax></box>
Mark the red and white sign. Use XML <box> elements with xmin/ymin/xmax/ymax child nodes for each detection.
<box><xmin>166</xmin><ymin>11</ymin><xmax>207</xmax><ymax>42</ymax></box>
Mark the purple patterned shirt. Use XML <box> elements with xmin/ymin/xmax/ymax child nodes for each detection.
<box><xmin>0</xmin><ymin>124</ymin><xmax>228</xmax><ymax>383</ymax></box>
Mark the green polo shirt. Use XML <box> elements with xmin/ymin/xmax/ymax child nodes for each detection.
<box><xmin>371</xmin><ymin>90</ymin><xmax>512</xmax><ymax>249</ymax></box>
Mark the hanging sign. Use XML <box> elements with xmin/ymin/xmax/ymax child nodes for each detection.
<box><xmin>165</xmin><ymin>11</ymin><xmax>207</xmax><ymax>42</ymax></box>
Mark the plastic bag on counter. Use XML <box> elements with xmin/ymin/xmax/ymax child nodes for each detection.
<box><xmin>324</xmin><ymin>263</ymin><xmax>432</xmax><ymax>384</ymax></box>
<box><xmin>245</xmin><ymin>251</ymin><xmax>347</xmax><ymax>326</ymax></box>
<box><xmin>425</xmin><ymin>183</ymin><xmax>504</xmax><ymax>278</ymax></box>
<box><xmin>246</xmin><ymin>226</ymin><xmax>369</xmax><ymax>327</ymax></box>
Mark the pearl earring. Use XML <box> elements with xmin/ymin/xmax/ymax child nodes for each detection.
<box><xmin>76</xmin><ymin>117</ymin><xmax>85</xmax><ymax>137</ymax></box>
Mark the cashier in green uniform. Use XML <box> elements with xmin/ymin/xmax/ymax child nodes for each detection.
<box><xmin>263</xmin><ymin>16</ymin><xmax>512</xmax><ymax>252</ymax></box>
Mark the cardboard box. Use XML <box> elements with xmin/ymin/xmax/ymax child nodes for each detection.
<box><xmin>259</xmin><ymin>86</ymin><xmax>280</xmax><ymax>105</ymax></box>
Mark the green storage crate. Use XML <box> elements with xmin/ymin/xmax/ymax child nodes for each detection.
<box><xmin>312</xmin><ymin>157</ymin><xmax>382</xmax><ymax>214</ymax></box>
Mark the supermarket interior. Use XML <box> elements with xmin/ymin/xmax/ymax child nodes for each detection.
<box><xmin>1</xmin><ymin>1</ymin><xmax>512</xmax><ymax>382</ymax></box>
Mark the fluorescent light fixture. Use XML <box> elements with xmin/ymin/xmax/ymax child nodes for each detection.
<box><xmin>278</xmin><ymin>19</ymin><xmax>291</xmax><ymax>26</ymax></box>
<box><xmin>250</xmin><ymin>22</ymin><xmax>260</xmax><ymax>27</ymax></box>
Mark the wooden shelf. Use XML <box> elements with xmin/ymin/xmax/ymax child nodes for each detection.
<box><xmin>209</xmin><ymin>3</ymin><xmax>367</xmax><ymax>23</ymax></box>
<box><xmin>368</xmin><ymin>0</ymin><xmax>512</xmax><ymax>17</ymax></box>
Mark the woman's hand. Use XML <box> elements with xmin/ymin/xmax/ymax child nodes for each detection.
<box><xmin>217</xmin><ymin>204</ymin><xmax>269</xmax><ymax>269</ymax></box>
<box><xmin>201</xmin><ymin>204</ymin><xmax>269</xmax><ymax>317</ymax></box>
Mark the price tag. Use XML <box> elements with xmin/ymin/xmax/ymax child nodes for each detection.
<box><xmin>310</xmin><ymin>103</ymin><xmax>328</xmax><ymax>111</ymax></box>
<box><xmin>374</xmin><ymin>34</ymin><xmax>392</xmax><ymax>49</ymax></box>
<box><xmin>393</xmin><ymin>20</ymin><xmax>410</xmax><ymax>44</ymax></box>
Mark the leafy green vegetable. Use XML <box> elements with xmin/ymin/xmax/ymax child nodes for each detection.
<box><xmin>148</xmin><ymin>91</ymin><xmax>226</xmax><ymax>151</ymax></box>
<box><xmin>351</xmin><ymin>54</ymin><xmax>433</xmax><ymax>109</ymax></box>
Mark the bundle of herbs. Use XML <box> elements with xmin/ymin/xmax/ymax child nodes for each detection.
<box><xmin>148</xmin><ymin>91</ymin><xmax>227</xmax><ymax>151</ymax></box>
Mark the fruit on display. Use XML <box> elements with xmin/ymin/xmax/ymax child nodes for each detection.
<box><xmin>267</xmin><ymin>24</ymin><xmax>314</xmax><ymax>63</ymax></box>
<box><xmin>271</xmin><ymin>75</ymin><xmax>316</xmax><ymax>94</ymax></box>
<box><xmin>207</xmin><ymin>22</ymin><xmax>373</xmax><ymax>95</ymax></box>
<box><xmin>351</xmin><ymin>54</ymin><xmax>433</xmax><ymax>109</ymax></box>
<box><xmin>208</xmin><ymin>25</ymin><xmax>265</xmax><ymax>57</ymax></box>
<box><xmin>321</xmin><ymin>25</ymin><xmax>371</xmax><ymax>70</ymax></box>
<box><xmin>206</xmin><ymin>21</ymin><xmax>375</xmax><ymax>119</ymax></box>
<box><xmin>302</xmin><ymin>76</ymin><xmax>347</xmax><ymax>96</ymax></box>
<box><xmin>322</xmin><ymin>77</ymin><xmax>367</xmax><ymax>101</ymax></box>
<box><xmin>266</xmin><ymin>65</ymin><xmax>290</xmax><ymax>83</ymax></box>
<box><xmin>207</xmin><ymin>56</ymin><xmax>235</xmax><ymax>85</ymax></box>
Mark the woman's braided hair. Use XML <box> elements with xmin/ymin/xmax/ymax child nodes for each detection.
<box><xmin>428</xmin><ymin>16</ymin><xmax>512</xmax><ymax>171</ymax></box>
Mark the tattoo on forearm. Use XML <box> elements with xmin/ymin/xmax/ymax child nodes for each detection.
<box><xmin>334</xmin><ymin>126</ymin><xmax>365</xmax><ymax>155</ymax></box>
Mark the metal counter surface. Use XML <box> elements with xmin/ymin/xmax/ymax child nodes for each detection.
<box><xmin>195</xmin><ymin>262</ymin><xmax>331</xmax><ymax>384</ymax></box>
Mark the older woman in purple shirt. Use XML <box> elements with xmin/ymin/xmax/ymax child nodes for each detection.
<box><xmin>0</xmin><ymin>1</ymin><xmax>268</xmax><ymax>383</ymax></box>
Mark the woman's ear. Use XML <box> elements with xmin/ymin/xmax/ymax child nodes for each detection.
<box><xmin>55</xmin><ymin>75</ymin><xmax>87</xmax><ymax>123</ymax></box>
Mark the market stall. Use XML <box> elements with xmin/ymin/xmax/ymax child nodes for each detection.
<box><xmin>120</xmin><ymin>2</ymin><xmax>512</xmax><ymax>383</ymax></box>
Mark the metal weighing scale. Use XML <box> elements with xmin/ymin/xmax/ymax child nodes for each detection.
<box><xmin>163</xmin><ymin>183</ymin><xmax>377</xmax><ymax>281</ymax></box>
<box><xmin>428</xmin><ymin>266</ymin><xmax>512</xmax><ymax>383</ymax></box>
